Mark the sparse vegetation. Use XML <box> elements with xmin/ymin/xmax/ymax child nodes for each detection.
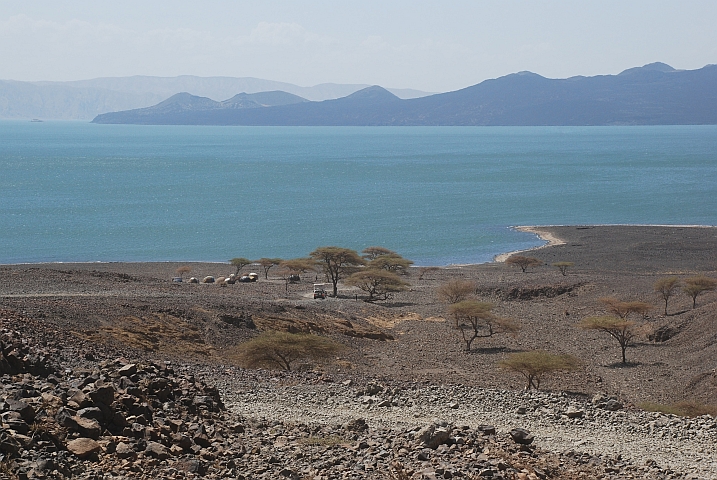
<box><xmin>233</xmin><ymin>331</ymin><xmax>342</xmax><ymax>371</ymax></box>
<box><xmin>417</xmin><ymin>266</ymin><xmax>439</xmax><ymax>280</ymax></box>
<box><xmin>499</xmin><ymin>350</ymin><xmax>580</xmax><ymax>390</ymax></box>
<box><xmin>448</xmin><ymin>300</ymin><xmax>519</xmax><ymax>351</ymax></box>
<box><xmin>683</xmin><ymin>275</ymin><xmax>717</xmax><ymax>309</ymax></box>
<box><xmin>505</xmin><ymin>255</ymin><xmax>543</xmax><ymax>273</ymax></box>
<box><xmin>579</xmin><ymin>315</ymin><xmax>637</xmax><ymax>364</ymax></box>
<box><xmin>436</xmin><ymin>280</ymin><xmax>476</xmax><ymax>313</ymax></box>
<box><xmin>310</xmin><ymin>246</ymin><xmax>365</xmax><ymax>297</ymax></box>
<box><xmin>654</xmin><ymin>277</ymin><xmax>681</xmax><ymax>315</ymax></box>
<box><xmin>638</xmin><ymin>400</ymin><xmax>717</xmax><ymax>418</ymax></box>
<box><xmin>551</xmin><ymin>261</ymin><xmax>574</xmax><ymax>276</ymax></box>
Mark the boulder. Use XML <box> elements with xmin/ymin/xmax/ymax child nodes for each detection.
<box><xmin>66</xmin><ymin>438</ymin><xmax>101</xmax><ymax>458</ymax></box>
<box><xmin>145</xmin><ymin>441</ymin><xmax>171</xmax><ymax>460</ymax></box>
<box><xmin>510</xmin><ymin>428</ymin><xmax>534</xmax><ymax>445</ymax></box>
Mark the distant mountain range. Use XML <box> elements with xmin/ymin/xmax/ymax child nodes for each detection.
<box><xmin>93</xmin><ymin>63</ymin><xmax>717</xmax><ymax>126</ymax></box>
<box><xmin>0</xmin><ymin>76</ymin><xmax>432</xmax><ymax>120</ymax></box>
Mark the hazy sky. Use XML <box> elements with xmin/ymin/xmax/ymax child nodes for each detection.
<box><xmin>1</xmin><ymin>1</ymin><xmax>716</xmax><ymax>92</ymax></box>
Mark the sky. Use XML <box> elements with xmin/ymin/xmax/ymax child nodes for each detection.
<box><xmin>1</xmin><ymin>1</ymin><xmax>716</xmax><ymax>92</ymax></box>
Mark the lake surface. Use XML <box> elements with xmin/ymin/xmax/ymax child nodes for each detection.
<box><xmin>1</xmin><ymin>122</ymin><xmax>716</xmax><ymax>265</ymax></box>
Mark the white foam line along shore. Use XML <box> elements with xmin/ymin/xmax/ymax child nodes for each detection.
<box><xmin>493</xmin><ymin>226</ymin><xmax>566</xmax><ymax>263</ymax></box>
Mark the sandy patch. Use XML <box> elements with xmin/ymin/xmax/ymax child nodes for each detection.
<box><xmin>494</xmin><ymin>226</ymin><xmax>567</xmax><ymax>262</ymax></box>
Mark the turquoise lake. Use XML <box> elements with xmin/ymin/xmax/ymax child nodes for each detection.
<box><xmin>1</xmin><ymin>122</ymin><xmax>716</xmax><ymax>265</ymax></box>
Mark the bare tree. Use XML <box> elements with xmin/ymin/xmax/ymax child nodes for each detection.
<box><xmin>500</xmin><ymin>350</ymin><xmax>579</xmax><ymax>390</ymax></box>
<box><xmin>310</xmin><ymin>247</ymin><xmax>365</xmax><ymax>297</ymax></box>
<box><xmin>551</xmin><ymin>261</ymin><xmax>574</xmax><ymax>276</ymax></box>
<box><xmin>505</xmin><ymin>255</ymin><xmax>543</xmax><ymax>273</ymax></box>
<box><xmin>683</xmin><ymin>276</ymin><xmax>717</xmax><ymax>309</ymax></box>
<box><xmin>345</xmin><ymin>269</ymin><xmax>409</xmax><ymax>302</ymax></box>
<box><xmin>448</xmin><ymin>300</ymin><xmax>519</xmax><ymax>351</ymax></box>
<box><xmin>654</xmin><ymin>277</ymin><xmax>680</xmax><ymax>315</ymax></box>
<box><xmin>580</xmin><ymin>316</ymin><xmax>637</xmax><ymax>364</ymax></box>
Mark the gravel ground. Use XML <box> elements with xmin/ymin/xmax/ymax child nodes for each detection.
<box><xmin>219</xmin><ymin>375</ymin><xmax>717</xmax><ymax>479</ymax></box>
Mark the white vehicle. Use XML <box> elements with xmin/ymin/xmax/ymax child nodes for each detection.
<box><xmin>313</xmin><ymin>283</ymin><xmax>327</xmax><ymax>299</ymax></box>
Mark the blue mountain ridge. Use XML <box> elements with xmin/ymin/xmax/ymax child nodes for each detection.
<box><xmin>92</xmin><ymin>63</ymin><xmax>717</xmax><ymax>126</ymax></box>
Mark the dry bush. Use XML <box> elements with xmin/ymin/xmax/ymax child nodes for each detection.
<box><xmin>499</xmin><ymin>350</ymin><xmax>579</xmax><ymax>390</ymax></box>
<box><xmin>639</xmin><ymin>400</ymin><xmax>717</xmax><ymax>418</ymax></box>
<box><xmin>437</xmin><ymin>279</ymin><xmax>476</xmax><ymax>304</ymax></box>
<box><xmin>231</xmin><ymin>331</ymin><xmax>342</xmax><ymax>371</ymax></box>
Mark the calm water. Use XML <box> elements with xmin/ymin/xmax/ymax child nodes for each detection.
<box><xmin>1</xmin><ymin>122</ymin><xmax>716</xmax><ymax>265</ymax></box>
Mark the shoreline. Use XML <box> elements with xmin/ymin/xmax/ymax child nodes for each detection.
<box><xmin>2</xmin><ymin>224</ymin><xmax>716</xmax><ymax>269</ymax></box>
<box><xmin>493</xmin><ymin>225</ymin><xmax>566</xmax><ymax>263</ymax></box>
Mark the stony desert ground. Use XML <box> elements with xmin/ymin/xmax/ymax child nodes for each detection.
<box><xmin>2</xmin><ymin>225</ymin><xmax>717</xmax><ymax>479</ymax></box>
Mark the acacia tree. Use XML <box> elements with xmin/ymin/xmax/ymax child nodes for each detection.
<box><xmin>654</xmin><ymin>277</ymin><xmax>681</xmax><ymax>315</ymax></box>
<box><xmin>345</xmin><ymin>269</ymin><xmax>409</xmax><ymax>302</ymax></box>
<box><xmin>229</xmin><ymin>257</ymin><xmax>252</xmax><ymax>276</ymax></box>
<box><xmin>436</xmin><ymin>280</ymin><xmax>476</xmax><ymax>305</ymax></box>
<box><xmin>257</xmin><ymin>257</ymin><xmax>283</xmax><ymax>279</ymax></box>
<box><xmin>683</xmin><ymin>276</ymin><xmax>717</xmax><ymax>309</ymax></box>
<box><xmin>448</xmin><ymin>300</ymin><xmax>519</xmax><ymax>351</ymax></box>
<box><xmin>234</xmin><ymin>331</ymin><xmax>342</xmax><ymax>371</ymax></box>
<box><xmin>175</xmin><ymin>265</ymin><xmax>191</xmax><ymax>280</ymax></box>
<box><xmin>600</xmin><ymin>297</ymin><xmax>652</xmax><ymax>319</ymax></box>
<box><xmin>580</xmin><ymin>316</ymin><xmax>636</xmax><ymax>364</ymax></box>
<box><xmin>361</xmin><ymin>246</ymin><xmax>397</xmax><ymax>260</ymax></box>
<box><xmin>499</xmin><ymin>350</ymin><xmax>579</xmax><ymax>390</ymax></box>
<box><xmin>310</xmin><ymin>247</ymin><xmax>365</xmax><ymax>297</ymax></box>
<box><xmin>505</xmin><ymin>255</ymin><xmax>543</xmax><ymax>273</ymax></box>
<box><xmin>551</xmin><ymin>261</ymin><xmax>574</xmax><ymax>276</ymax></box>
<box><xmin>367</xmin><ymin>254</ymin><xmax>414</xmax><ymax>273</ymax></box>
<box><xmin>277</xmin><ymin>258</ymin><xmax>316</xmax><ymax>292</ymax></box>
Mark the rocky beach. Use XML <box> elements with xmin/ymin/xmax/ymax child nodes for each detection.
<box><xmin>2</xmin><ymin>225</ymin><xmax>717</xmax><ymax>479</ymax></box>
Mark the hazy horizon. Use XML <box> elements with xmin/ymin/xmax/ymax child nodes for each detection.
<box><xmin>1</xmin><ymin>1</ymin><xmax>716</xmax><ymax>92</ymax></box>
